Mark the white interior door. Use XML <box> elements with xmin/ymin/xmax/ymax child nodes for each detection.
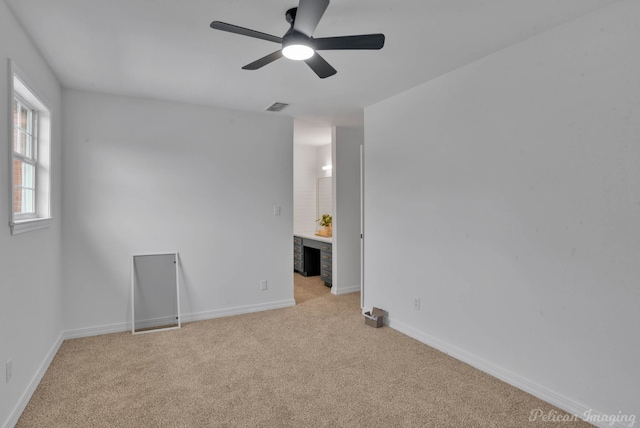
<box><xmin>360</xmin><ymin>144</ymin><xmax>364</xmax><ymax>308</ymax></box>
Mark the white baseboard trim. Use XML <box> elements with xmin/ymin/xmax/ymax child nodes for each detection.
<box><xmin>181</xmin><ymin>299</ymin><xmax>296</xmax><ymax>323</ymax></box>
<box><xmin>63</xmin><ymin>321</ymin><xmax>129</xmax><ymax>340</ymax></box>
<box><xmin>386</xmin><ymin>317</ymin><xmax>630</xmax><ymax>428</ymax></box>
<box><xmin>4</xmin><ymin>332</ymin><xmax>63</xmax><ymax>428</ymax></box>
<box><xmin>133</xmin><ymin>315</ymin><xmax>179</xmax><ymax>330</ymax></box>
<box><xmin>63</xmin><ymin>299</ymin><xmax>297</xmax><ymax>340</ymax></box>
<box><xmin>332</xmin><ymin>285</ymin><xmax>360</xmax><ymax>296</ymax></box>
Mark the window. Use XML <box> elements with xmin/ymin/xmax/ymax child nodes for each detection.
<box><xmin>12</xmin><ymin>96</ymin><xmax>37</xmax><ymax>218</ymax></box>
<box><xmin>9</xmin><ymin>61</ymin><xmax>52</xmax><ymax>235</ymax></box>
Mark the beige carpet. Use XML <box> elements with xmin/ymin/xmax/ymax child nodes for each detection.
<box><xmin>16</xmin><ymin>274</ymin><xmax>591</xmax><ymax>427</ymax></box>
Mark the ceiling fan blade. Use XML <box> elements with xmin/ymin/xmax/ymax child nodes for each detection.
<box><xmin>304</xmin><ymin>52</ymin><xmax>337</xmax><ymax>79</ymax></box>
<box><xmin>242</xmin><ymin>50</ymin><xmax>284</xmax><ymax>70</ymax></box>
<box><xmin>293</xmin><ymin>0</ymin><xmax>330</xmax><ymax>37</ymax></box>
<box><xmin>210</xmin><ymin>21</ymin><xmax>283</xmax><ymax>44</ymax></box>
<box><xmin>314</xmin><ymin>34</ymin><xmax>385</xmax><ymax>50</ymax></box>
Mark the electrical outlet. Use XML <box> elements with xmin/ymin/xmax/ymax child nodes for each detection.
<box><xmin>273</xmin><ymin>205</ymin><xmax>281</xmax><ymax>216</ymax></box>
<box><xmin>6</xmin><ymin>359</ymin><xmax>13</xmax><ymax>383</ymax></box>
<box><xmin>260</xmin><ymin>280</ymin><xmax>268</xmax><ymax>291</ymax></box>
<box><xmin>413</xmin><ymin>298</ymin><xmax>420</xmax><ymax>310</ymax></box>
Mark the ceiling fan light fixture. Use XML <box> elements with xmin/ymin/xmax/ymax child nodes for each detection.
<box><xmin>282</xmin><ymin>44</ymin><xmax>314</xmax><ymax>61</ymax></box>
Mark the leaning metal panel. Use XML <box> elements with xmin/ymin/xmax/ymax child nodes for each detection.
<box><xmin>131</xmin><ymin>252</ymin><xmax>180</xmax><ymax>334</ymax></box>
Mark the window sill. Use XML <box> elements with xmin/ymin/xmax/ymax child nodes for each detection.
<box><xmin>10</xmin><ymin>217</ymin><xmax>53</xmax><ymax>235</ymax></box>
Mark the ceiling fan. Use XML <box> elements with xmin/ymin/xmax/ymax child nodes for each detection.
<box><xmin>210</xmin><ymin>0</ymin><xmax>385</xmax><ymax>79</ymax></box>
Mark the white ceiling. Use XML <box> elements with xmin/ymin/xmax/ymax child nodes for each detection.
<box><xmin>294</xmin><ymin>119</ymin><xmax>332</xmax><ymax>146</ymax></box>
<box><xmin>5</xmin><ymin>0</ymin><xmax>618</xmax><ymax>129</ymax></box>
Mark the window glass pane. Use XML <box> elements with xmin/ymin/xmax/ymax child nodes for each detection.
<box><xmin>13</xmin><ymin>100</ymin><xmax>30</xmax><ymax>156</ymax></box>
<box><xmin>13</xmin><ymin>159</ymin><xmax>36</xmax><ymax>215</ymax></box>
<box><xmin>14</xmin><ymin>100</ymin><xmax>34</xmax><ymax>158</ymax></box>
<box><xmin>27</xmin><ymin>110</ymin><xmax>33</xmax><ymax>135</ymax></box>
<box><xmin>13</xmin><ymin>159</ymin><xmax>23</xmax><ymax>187</ymax></box>
<box><xmin>22</xmin><ymin>162</ymin><xmax>35</xmax><ymax>188</ymax></box>
<box><xmin>12</xmin><ymin>98</ymin><xmax>18</xmax><ymax>127</ymax></box>
<box><xmin>26</xmin><ymin>108</ymin><xmax>32</xmax><ymax>134</ymax></box>
<box><xmin>20</xmin><ymin>104</ymin><xmax>29</xmax><ymax>130</ymax></box>
<box><xmin>19</xmin><ymin>189</ymin><xmax>35</xmax><ymax>214</ymax></box>
<box><xmin>24</xmin><ymin>132</ymin><xmax>32</xmax><ymax>158</ymax></box>
<box><xmin>14</xmin><ymin>131</ymin><xmax>31</xmax><ymax>157</ymax></box>
<box><xmin>13</xmin><ymin>126</ymin><xmax>19</xmax><ymax>153</ymax></box>
<box><xmin>13</xmin><ymin>193</ymin><xmax>22</xmax><ymax>215</ymax></box>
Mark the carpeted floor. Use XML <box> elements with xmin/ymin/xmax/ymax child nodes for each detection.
<box><xmin>16</xmin><ymin>274</ymin><xmax>591</xmax><ymax>427</ymax></box>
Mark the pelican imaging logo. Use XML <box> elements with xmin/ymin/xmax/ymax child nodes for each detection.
<box><xmin>529</xmin><ymin>409</ymin><xmax>636</xmax><ymax>427</ymax></box>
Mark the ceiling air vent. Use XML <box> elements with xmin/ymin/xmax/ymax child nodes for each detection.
<box><xmin>265</xmin><ymin>102</ymin><xmax>289</xmax><ymax>112</ymax></box>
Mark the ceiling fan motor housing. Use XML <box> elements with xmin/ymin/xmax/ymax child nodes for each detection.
<box><xmin>283</xmin><ymin>31</ymin><xmax>312</xmax><ymax>49</ymax></box>
<box><xmin>285</xmin><ymin>7</ymin><xmax>298</xmax><ymax>25</ymax></box>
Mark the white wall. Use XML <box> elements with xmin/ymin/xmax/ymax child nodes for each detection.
<box><xmin>61</xmin><ymin>89</ymin><xmax>294</xmax><ymax>334</ymax></box>
<box><xmin>293</xmin><ymin>144</ymin><xmax>318</xmax><ymax>236</ymax></box>
<box><xmin>332</xmin><ymin>127</ymin><xmax>363</xmax><ymax>296</ymax></box>
<box><xmin>0</xmin><ymin>2</ymin><xmax>64</xmax><ymax>427</ymax></box>
<box><xmin>317</xmin><ymin>144</ymin><xmax>332</xmax><ymax>179</ymax></box>
<box><xmin>316</xmin><ymin>144</ymin><xmax>333</xmax><ymax>231</ymax></box>
<box><xmin>364</xmin><ymin>0</ymin><xmax>639</xmax><ymax>422</ymax></box>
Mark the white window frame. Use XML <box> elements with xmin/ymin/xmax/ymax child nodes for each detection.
<box><xmin>12</xmin><ymin>93</ymin><xmax>38</xmax><ymax>220</ymax></box>
<box><xmin>8</xmin><ymin>60</ymin><xmax>53</xmax><ymax>235</ymax></box>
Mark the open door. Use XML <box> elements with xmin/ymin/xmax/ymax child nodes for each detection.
<box><xmin>360</xmin><ymin>144</ymin><xmax>365</xmax><ymax>308</ymax></box>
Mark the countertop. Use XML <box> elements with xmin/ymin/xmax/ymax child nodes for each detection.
<box><xmin>295</xmin><ymin>233</ymin><xmax>332</xmax><ymax>244</ymax></box>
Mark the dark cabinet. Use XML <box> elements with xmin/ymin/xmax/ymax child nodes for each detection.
<box><xmin>320</xmin><ymin>244</ymin><xmax>332</xmax><ymax>287</ymax></box>
<box><xmin>294</xmin><ymin>236</ymin><xmax>332</xmax><ymax>288</ymax></box>
<box><xmin>293</xmin><ymin>237</ymin><xmax>304</xmax><ymax>273</ymax></box>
